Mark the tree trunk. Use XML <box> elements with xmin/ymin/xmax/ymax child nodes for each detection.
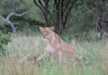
<box><xmin>33</xmin><ymin>0</ymin><xmax>78</xmax><ymax>34</ymax></box>
<box><xmin>95</xmin><ymin>0</ymin><xmax>106</xmax><ymax>39</ymax></box>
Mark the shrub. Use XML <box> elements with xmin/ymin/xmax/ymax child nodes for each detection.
<box><xmin>0</xmin><ymin>31</ymin><xmax>10</xmax><ymax>56</ymax></box>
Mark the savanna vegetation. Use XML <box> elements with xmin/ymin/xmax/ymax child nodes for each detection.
<box><xmin>0</xmin><ymin>0</ymin><xmax>108</xmax><ymax>75</ymax></box>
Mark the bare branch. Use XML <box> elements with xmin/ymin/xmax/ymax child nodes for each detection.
<box><xmin>38</xmin><ymin>0</ymin><xmax>44</xmax><ymax>7</ymax></box>
<box><xmin>0</xmin><ymin>11</ymin><xmax>28</xmax><ymax>32</ymax></box>
<box><xmin>0</xmin><ymin>15</ymin><xmax>16</xmax><ymax>32</ymax></box>
<box><xmin>6</xmin><ymin>11</ymin><xmax>28</xmax><ymax>20</ymax></box>
<box><xmin>33</xmin><ymin>0</ymin><xmax>41</xmax><ymax>8</ymax></box>
<box><xmin>33</xmin><ymin>0</ymin><xmax>50</xmax><ymax>24</ymax></box>
<box><xmin>63</xmin><ymin>0</ymin><xmax>78</xmax><ymax>27</ymax></box>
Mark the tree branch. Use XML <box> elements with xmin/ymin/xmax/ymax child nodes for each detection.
<box><xmin>33</xmin><ymin>0</ymin><xmax>50</xmax><ymax>24</ymax></box>
<box><xmin>0</xmin><ymin>11</ymin><xmax>28</xmax><ymax>32</ymax></box>
<box><xmin>63</xmin><ymin>0</ymin><xmax>78</xmax><ymax>27</ymax></box>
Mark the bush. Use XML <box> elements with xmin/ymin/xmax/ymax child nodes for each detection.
<box><xmin>0</xmin><ymin>31</ymin><xmax>10</xmax><ymax>56</ymax></box>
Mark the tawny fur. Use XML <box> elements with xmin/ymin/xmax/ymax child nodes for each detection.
<box><xmin>39</xmin><ymin>27</ymin><xmax>75</xmax><ymax>63</ymax></box>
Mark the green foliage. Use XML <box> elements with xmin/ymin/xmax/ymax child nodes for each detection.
<box><xmin>0</xmin><ymin>0</ymin><xmax>107</xmax><ymax>75</ymax></box>
<box><xmin>0</xmin><ymin>15</ymin><xmax>10</xmax><ymax>56</ymax></box>
<box><xmin>0</xmin><ymin>0</ymin><xmax>97</xmax><ymax>36</ymax></box>
<box><xmin>0</xmin><ymin>31</ymin><xmax>10</xmax><ymax>56</ymax></box>
<box><xmin>60</xmin><ymin>1</ymin><xmax>97</xmax><ymax>41</ymax></box>
<box><xmin>0</xmin><ymin>0</ymin><xmax>27</xmax><ymax>15</ymax></box>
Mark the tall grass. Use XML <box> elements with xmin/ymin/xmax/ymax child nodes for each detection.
<box><xmin>0</xmin><ymin>30</ymin><xmax>107</xmax><ymax>75</ymax></box>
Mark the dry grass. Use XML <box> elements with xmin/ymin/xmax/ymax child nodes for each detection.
<box><xmin>0</xmin><ymin>57</ymin><xmax>40</xmax><ymax>75</ymax></box>
<box><xmin>0</xmin><ymin>30</ymin><xmax>107</xmax><ymax>75</ymax></box>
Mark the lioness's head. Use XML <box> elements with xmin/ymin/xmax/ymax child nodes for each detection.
<box><xmin>39</xmin><ymin>26</ymin><xmax>54</xmax><ymax>38</ymax></box>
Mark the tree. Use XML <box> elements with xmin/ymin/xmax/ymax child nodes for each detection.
<box><xmin>33</xmin><ymin>0</ymin><xmax>78</xmax><ymax>34</ymax></box>
<box><xmin>95</xmin><ymin>0</ymin><xmax>108</xmax><ymax>39</ymax></box>
<box><xmin>33</xmin><ymin>0</ymin><xmax>50</xmax><ymax>25</ymax></box>
<box><xmin>0</xmin><ymin>0</ymin><xmax>28</xmax><ymax>55</ymax></box>
<box><xmin>0</xmin><ymin>0</ymin><xmax>28</xmax><ymax>32</ymax></box>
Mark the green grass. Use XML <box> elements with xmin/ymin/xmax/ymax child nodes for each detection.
<box><xmin>0</xmin><ymin>29</ymin><xmax>107</xmax><ymax>75</ymax></box>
